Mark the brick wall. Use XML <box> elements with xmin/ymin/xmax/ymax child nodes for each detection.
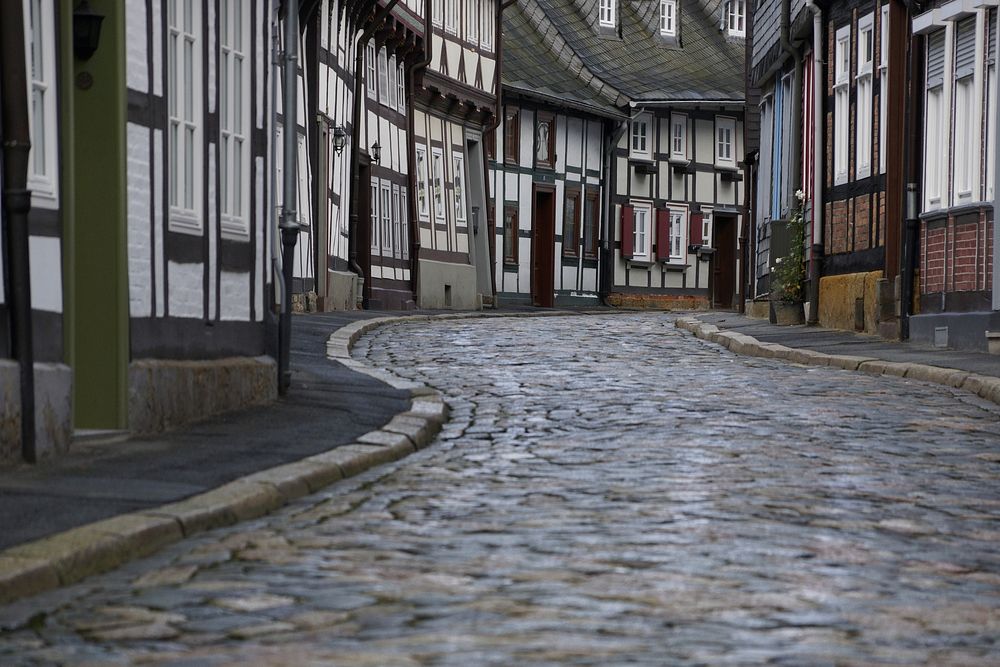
<box><xmin>921</xmin><ymin>207</ymin><xmax>994</xmax><ymax>302</ymax></box>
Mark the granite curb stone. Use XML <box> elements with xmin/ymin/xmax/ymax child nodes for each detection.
<box><xmin>676</xmin><ymin>315</ymin><xmax>1000</xmax><ymax>407</ymax></box>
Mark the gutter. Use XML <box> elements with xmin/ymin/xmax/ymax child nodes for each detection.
<box><xmin>348</xmin><ymin>0</ymin><xmax>402</xmax><ymax>307</ymax></box>
<box><xmin>806</xmin><ymin>0</ymin><xmax>823</xmax><ymax>323</ymax></box>
<box><xmin>406</xmin><ymin>0</ymin><xmax>433</xmax><ymax>301</ymax></box>
<box><xmin>489</xmin><ymin>0</ymin><xmax>519</xmax><ymax>132</ymax></box>
<box><xmin>504</xmin><ymin>84</ymin><xmax>628</xmax><ymax>121</ymax></box>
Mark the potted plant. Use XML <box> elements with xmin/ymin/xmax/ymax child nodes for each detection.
<box><xmin>769</xmin><ymin>191</ymin><xmax>806</xmax><ymax>325</ymax></box>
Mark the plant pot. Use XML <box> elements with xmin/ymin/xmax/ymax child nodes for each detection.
<box><xmin>771</xmin><ymin>301</ymin><xmax>804</xmax><ymax>326</ymax></box>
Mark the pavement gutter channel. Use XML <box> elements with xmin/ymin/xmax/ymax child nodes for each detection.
<box><xmin>0</xmin><ymin>310</ymin><xmax>594</xmax><ymax>606</ymax></box>
<box><xmin>674</xmin><ymin>316</ymin><xmax>1000</xmax><ymax>407</ymax></box>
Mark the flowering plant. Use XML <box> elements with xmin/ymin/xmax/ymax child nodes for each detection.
<box><xmin>770</xmin><ymin>191</ymin><xmax>806</xmax><ymax>303</ymax></box>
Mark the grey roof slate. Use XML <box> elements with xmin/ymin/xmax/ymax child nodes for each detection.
<box><xmin>503</xmin><ymin>0</ymin><xmax>745</xmax><ymax>116</ymax></box>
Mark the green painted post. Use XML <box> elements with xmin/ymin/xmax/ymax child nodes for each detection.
<box><xmin>64</xmin><ymin>0</ymin><xmax>128</xmax><ymax>430</ymax></box>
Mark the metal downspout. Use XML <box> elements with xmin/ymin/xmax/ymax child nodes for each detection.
<box><xmin>806</xmin><ymin>1</ymin><xmax>824</xmax><ymax>323</ymax></box>
<box><xmin>279</xmin><ymin>0</ymin><xmax>302</xmax><ymax>395</ymax></box>
<box><xmin>599</xmin><ymin>119</ymin><xmax>628</xmax><ymax>304</ymax></box>
<box><xmin>270</xmin><ymin>13</ymin><xmax>286</xmax><ymax>363</ymax></box>
<box><xmin>406</xmin><ymin>0</ymin><xmax>432</xmax><ymax>302</ymax></box>
<box><xmin>0</xmin><ymin>0</ymin><xmax>36</xmax><ymax>461</ymax></box>
<box><xmin>994</xmin><ymin>6</ymin><xmax>1000</xmax><ymax>310</ymax></box>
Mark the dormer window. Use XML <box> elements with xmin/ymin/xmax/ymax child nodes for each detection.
<box><xmin>660</xmin><ymin>0</ymin><xmax>676</xmax><ymax>36</ymax></box>
<box><xmin>599</xmin><ymin>0</ymin><xmax>616</xmax><ymax>28</ymax></box>
<box><xmin>726</xmin><ymin>0</ymin><xmax>745</xmax><ymax>37</ymax></box>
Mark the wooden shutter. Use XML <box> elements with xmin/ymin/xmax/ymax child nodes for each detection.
<box><xmin>955</xmin><ymin>17</ymin><xmax>976</xmax><ymax>79</ymax></box>
<box><xmin>655</xmin><ymin>208</ymin><xmax>671</xmax><ymax>261</ymax></box>
<box><xmin>690</xmin><ymin>212</ymin><xmax>704</xmax><ymax>246</ymax></box>
<box><xmin>989</xmin><ymin>9</ymin><xmax>997</xmax><ymax>62</ymax></box>
<box><xmin>927</xmin><ymin>30</ymin><xmax>946</xmax><ymax>88</ymax></box>
<box><xmin>620</xmin><ymin>204</ymin><xmax>635</xmax><ymax>259</ymax></box>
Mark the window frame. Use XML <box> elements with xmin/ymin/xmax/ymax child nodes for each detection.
<box><xmin>986</xmin><ymin>9</ymin><xmax>997</xmax><ymax>201</ymax></box>
<box><xmin>630</xmin><ymin>113</ymin><xmax>652</xmax><ymax>160</ymax></box>
<box><xmin>370</xmin><ymin>178</ymin><xmax>380</xmax><ymax>252</ymax></box>
<box><xmin>503</xmin><ymin>203</ymin><xmax>519</xmax><ymax>265</ymax></box>
<box><xmin>856</xmin><ymin>12</ymin><xmax>875</xmax><ymax>179</ymax></box>
<box><xmin>481</xmin><ymin>0</ymin><xmax>495</xmax><ymax>49</ymax></box>
<box><xmin>952</xmin><ymin>16</ymin><xmax>978</xmax><ymax>204</ymax></box>
<box><xmin>879</xmin><ymin>5</ymin><xmax>889</xmax><ymax>175</ymax></box>
<box><xmin>453</xmin><ymin>153</ymin><xmax>467</xmax><ymax>224</ymax></box>
<box><xmin>669</xmin><ymin>206</ymin><xmax>688</xmax><ymax>262</ymax></box>
<box><xmin>415</xmin><ymin>144</ymin><xmax>431</xmax><ymax>220</ymax></box>
<box><xmin>924</xmin><ymin>28</ymin><xmax>946</xmax><ymax>211</ymax></box>
<box><xmin>431</xmin><ymin>147</ymin><xmax>446</xmax><ymax>221</ymax></box>
<box><xmin>220</xmin><ymin>0</ymin><xmax>251</xmax><ymax>239</ymax></box>
<box><xmin>380</xmin><ymin>180</ymin><xmax>392</xmax><ymax>257</ymax></box>
<box><xmin>727</xmin><ymin>0</ymin><xmax>746</xmax><ymax>38</ymax></box>
<box><xmin>834</xmin><ymin>24</ymin><xmax>851</xmax><ymax>186</ymax></box>
<box><xmin>396</xmin><ymin>62</ymin><xmax>406</xmax><ymax>112</ymax></box>
<box><xmin>599</xmin><ymin>0</ymin><xmax>616</xmax><ymax>28</ymax></box>
<box><xmin>445</xmin><ymin>0</ymin><xmax>457</xmax><ymax>34</ymax></box>
<box><xmin>670</xmin><ymin>113</ymin><xmax>687</xmax><ymax>160</ymax></box>
<box><xmin>660</xmin><ymin>0</ymin><xmax>676</xmax><ymax>37</ymax></box>
<box><xmin>366</xmin><ymin>41</ymin><xmax>377</xmax><ymax>100</ymax></box>
<box><xmin>504</xmin><ymin>109</ymin><xmax>520</xmax><ymax>165</ymax></box>
<box><xmin>535</xmin><ymin>112</ymin><xmax>556</xmax><ymax>169</ymax></box>
<box><xmin>392</xmin><ymin>184</ymin><xmax>402</xmax><ymax>259</ymax></box>
<box><xmin>24</xmin><ymin>0</ymin><xmax>59</xmax><ymax>207</ymax></box>
<box><xmin>167</xmin><ymin>0</ymin><xmax>204</xmax><ymax>234</ymax></box>
<box><xmin>583</xmin><ymin>190</ymin><xmax>600</xmax><ymax>258</ymax></box>
<box><xmin>715</xmin><ymin>116</ymin><xmax>736</xmax><ymax>167</ymax></box>
<box><xmin>631</xmin><ymin>200</ymin><xmax>652</xmax><ymax>260</ymax></box>
<box><xmin>432</xmin><ymin>0</ymin><xmax>443</xmax><ymax>28</ymax></box>
<box><xmin>563</xmin><ymin>187</ymin><xmax>582</xmax><ymax>258</ymax></box>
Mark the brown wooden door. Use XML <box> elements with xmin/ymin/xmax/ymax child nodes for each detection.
<box><xmin>713</xmin><ymin>215</ymin><xmax>737</xmax><ymax>309</ymax></box>
<box><xmin>532</xmin><ymin>187</ymin><xmax>555</xmax><ymax>307</ymax></box>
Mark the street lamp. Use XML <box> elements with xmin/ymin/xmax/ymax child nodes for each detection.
<box><xmin>371</xmin><ymin>141</ymin><xmax>381</xmax><ymax>165</ymax></box>
<box><xmin>73</xmin><ymin>0</ymin><xmax>105</xmax><ymax>61</ymax></box>
<box><xmin>332</xmin><ymin>125</ymin><xmax>347</xmax><ymax>156</ymax></box>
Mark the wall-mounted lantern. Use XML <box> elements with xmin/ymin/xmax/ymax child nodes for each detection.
<box><xmin>332</xmin><ymin>125</ymin><xmax>347</xmax><ymax>156</ymax></box>
<box><xmin>73</xmin><ymin>1</ymin><xmax>105</xmax><ymax>61</ymax></box>
<box><xmin>371</xmin><ymin>141</ymin><xmax>381</xmax><ymax>165</ymax></box>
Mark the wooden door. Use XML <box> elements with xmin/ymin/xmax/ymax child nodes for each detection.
<box><xmin>713</xmin><ymin>215</ymin><xmax>737</xmax><ymax>309</ymax></box>
<box><xmin>531</xmin><ymin>186</ymin><xmax>555</xmax><ymax>307</ymax></box>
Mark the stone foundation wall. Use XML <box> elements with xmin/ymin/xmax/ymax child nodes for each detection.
<box><xmin>128</xmin><ymin>356</ymin><xmax>277</xmax><ymax>435</ymax></box>
<box><xmin>0</xmin><ymin>362</ymin><xmax>72</xmax><ymax>466</ymax></box>
<box><xmin>606</xmin><ymin>293</ymin><xmax>710</xmax><ymax>310</ymax></box>
<box><xmin>818</xmin><ymin>271</ymin><xmax>883</xmax><ymax>334</ymax></box>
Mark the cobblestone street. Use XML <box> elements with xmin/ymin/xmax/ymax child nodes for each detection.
<box><xmin>1</xmin><ymin>313</ymin><xmax>999</xmax><ymax>665</ymax></box>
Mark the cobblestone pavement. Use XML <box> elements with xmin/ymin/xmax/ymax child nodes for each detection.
<box><xmin>2</xmin><ymin>314</ymin><xmax>999</xmax><ymax>665</ymax></box>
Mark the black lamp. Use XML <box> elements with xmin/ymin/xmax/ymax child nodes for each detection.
<box><xmin>371</xmin><ymin>141</ymin><xmax>381</xmax><ymax>164</ymax></box>
<box><xmin>332</xmin><ymin>125</ymin><xmax>347</xmax><ymax>156</ymax></box>
<box><xmin>73</xmin><ymin>1</ymin><xmax>105</xmax><ymax>61</ymax></box>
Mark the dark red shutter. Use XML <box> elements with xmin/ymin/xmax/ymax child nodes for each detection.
<box><xmin>620</xmin><ymin>204</ymin><xmax>635</xmax><ymax>259</ymax></box>
<box><xmin>690</xmin><ymin>212</ymin><xmax>704</xmax><ymax>246</ymax></box>
<box><xmin>656</xmin><ymin>208</ymin><xmax>670</xmax><ymax>262</ymax></box>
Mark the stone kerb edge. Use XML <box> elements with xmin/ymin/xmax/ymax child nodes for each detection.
<box><xmin>674</xmin><ymin>316</ymin><xmax>1000</xmax><ymax>408</ymax></box>
<box><xmin>0</xmin><ymin>317</ymin><xmax>454</xmax><ymax>607</ymax></box>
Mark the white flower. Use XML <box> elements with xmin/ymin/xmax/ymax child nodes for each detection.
<box><xmin>795</xmin><ymin>189</ymin><xmax>805</xmax><ymax>201</ymax></box>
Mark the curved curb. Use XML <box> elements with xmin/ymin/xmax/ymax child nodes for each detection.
<box><xmin>0</xmin><ymin>317</ymin><xmax>453</xmax><ymax>607</ymax></box>
<box><xmin>674</xmin><ymin>316</ymin><xmax>1000</xmax><ymax>407</ymax></box>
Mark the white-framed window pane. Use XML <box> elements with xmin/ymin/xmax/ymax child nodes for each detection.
<box><xmin>378</xmin><ymin>48</ymin><xmax>389</xmax><ymax>102</ymax></box>
<box><xmin>380</xmin><ymin>183</ymin><xmax>392</xmax><ymax>256</ymax></box>
<box><xmin>432</xmin><ymin>149</ymin><xmax>445</xmax><ymax>219</ymax></box>
<box><xmin>401</xmin><ymin>190</ymin><xmax>410</xmax><ymax>259</ymax></box>
<box><xmin>392</xmin><ymin>186</ymin><xmax>402</xmax><ymax>258</ymax></box>
<box><xmin>416</xmin><ymin>146</ymin><xmax>430</xmax><ymax>218</ymax></box>
<box><xmin>397</xmin><ymin>64</ymin><xmax>406</xmax><ymax>111</ymax></box>
<box><xmin>481</xmin><ymin>0</ymin><xmax>494</xmax><ymax>49</ymax></box>
<box><xmin>670</xmin><ymin>210</ymin><xmax>685</xmax><ymax>260</ymax></box>
<box><xmin>660</xmin><ymin>0</ymin><xmax>675</xmax><ymax>35</ymax></box>
<box><xmin>671</xmin><ymin>114</ymin><xmax>686</xmax><ymax>158</ymax></box>
<box><xmin>370</xmin><ymin>180</ymin><xmax>380</xmax><ymax>251</ymax></box>
<box><xmin>453</xmin><ymin>155</ymin><xmax>466</xmax><ymax>222</ymax></box>
<box><xmin>633</xmin><ymin>205</ymin><xmax>649</xmax><ymax>257</ymax></box>
<box><xmin>715</xmin><ymin>118</ymin><xmax>735</xmax><ymax>164</ymax></box>
<box><xmin>599</xmin><ymin>0</ymin><xmax>615</xmax><ymax>26</ymax></box>
<box><xmin>220</xmin><ymin>0</ymin><xmax>249</xmax><ymax>236</ymax></box>
<box><xmin>366</xmin><ymin>42</ymin><xmax>377</xmax><ymax>99</ymax></box>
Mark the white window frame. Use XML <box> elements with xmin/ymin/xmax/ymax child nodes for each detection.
<box><xmin>879</xmin><ymin>5</ymin><xmax>889</xmax><ymax>174</ymax></box>
<box><xmin>924</xmin><ymin>28</ymin><xmax>946</xmax><ymax>211</ymax></box>
<box><xmin>670</xmin><ymin>113</ymin><xmax>687</xmax><ymax>160</ymax></box>
<box><xmin>453</xmin><ymin>154</ymin><xmax>467</xmax><ymax>223</ymax></box>
<box><xmin>631</xmin><ymin>201</ymin><xmax>651</xmax><ymax>260</ymax></box>
<box><xmin>660</xmin><ymin>0</ymin><xmax>676</xmax><ymax>36</ymax></box>
<box><xmin>952</xmin><ymin>16</ymin><xmax>980</xmax><ymax>205</ymax></box>
<box><xmin>370</xmin><ymin>178</ymin><xmax>380</xmax><ymax>251</ymax></box>
<box><xmin>727</xmin><ymin>0</ymin><xmax>746</xmax><ymax>38</ymax></box>
<box><xmin>320</xmin><ymin>0</ymin><xmax>329</xmax><ymax>49</ymax></box>
<box><xmin>856</xmin><ymin>13</ymin><xmax>875</xmax><ymax>179</ymax></box>
<box><xmin>466</xmin><ymin>0</ymin><xmax>478</xmax><ymax>45</ymax></box>
<box><xmin>400</xmin><ymin>189</ymin><xmax>410</xmax><ymax>260</ymax></box>
<box><xmin>380</xmin><ymin>181</ymin><xmax>392</xmax><ymax>257</ymax></box>
<box><xmin>377</xmin><ymin>47</ymin><xmax>389</xmax><ymax>103</ymax></box>
<box><xmin>445</xmin><ymin>0</ymin><xmax>457</xmax><ymax>34</ymax></box>
<box><xmin>669</xmin><ymin>206</ymin><xmax>688</xmax><ymax>262</ymax></box>
<box><xmin>599</xmin><ymin>0</ymin><xmax>616</xmax><ymax>28</ymax></box>
<box><xmin>834</xmin><ymin>25</ymin><xmax>851</xmax><ymax>186</ymax></box>
<box><xmin>416</xmin><ymin>145</ymin><xmax>430</xmax><ymax>220</ymax></box>
<box><xmin>701</xmin><ymin>208</ymin><xmax>713</xmax><ymax>246</ymax></box>
<box><xmin>630</xmin><ymin>114</ymin><xmax>652</xmax><ymax>159</ymax></box>
<box><xmin>987</xmin><ymin>10</ymin><xmax>997</xmax><ymax>201</ymax></box>
<box><xmin>481</xmin><ymin>0</ymin><xmax>495</xmax><ymax>49</ymax></box>
<box><xmin>432</xmin><ymin>0</ymin><xmax>443</xmax><ymax>28</ymax></box>
<box><xmin>386</xmin><ymin>54</ymin><xmax>396</xmax><ymax>110</ymax></box>
<box><xmin>220</xmin><ymin>0</ymin><xmax>250</xmax><ymax>239</ymax></box>
<box><xmin>392</xmin><ymin>184</ymin><xmax>402</xmax><ymax>259</ymax></box>
<box><xmin>24</xmin><ymin>0</ymin><xmax>58</xmax><ymax>207</ymax></box>
<box><xmin>432</xmin><ymin>147</ymin><xmax>445</xmax><ymax>221</ymax></box>
<box><xmin>168</xmin><ymin>0</ymin><xmax>204</xmax><ymax>234</ymax></box>
<box><xmin>715</xmin><ymin>117</ymin><xmax>736</xmax><ymax>167</ymax></box>
<box><xmin>366</xmin><ymin>41</ymin><xmax>377</xmax><ymax>100</ymax></box>
<box><xmin>396</xmin><ymin>62</ymin><xmax>406</xmax><ymax>112</ymax></box>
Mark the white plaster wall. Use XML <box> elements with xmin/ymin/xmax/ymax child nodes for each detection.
<box><xmin>126</xmin><ymin>1</ymin><xmax>148</xmax><ymax>93</ymax></box>
<box><xmin>220</xmin><ymin>270</ymin><xmax>251</xmax><ymax>320</ymax></box>
<box><xmin>151</xmin><ymin>0</ymin><xmax>163</xmax><ymax>97</ymax></box>
<box><xmin>154</xmin><ymin>128</ymin><xmax>165</xmax><ymax>316</ymax></box>
<box><xmin>127</xmin><ymin>122</ymin><xmax>152</xmax><ymax>317</ymax></box>
<box><xmin>167</xmin><ymin>261</ymin><xmax>204</xmax><ymax>318</ymax></box>
<box><xmin>28</xmin><ymin>237</ymin><xmax>62</xmax><ymax>313</ymax></box>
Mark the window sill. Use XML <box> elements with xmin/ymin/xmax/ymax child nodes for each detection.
<box><xmin>661</xmin><ymin>262</ymin><xmax>690</xmax><ymax>272</ymax></box>
<box><xmin>626</xmin><ymin>257</ymin><xmax>654</xmax><ymax>267</ymax></box>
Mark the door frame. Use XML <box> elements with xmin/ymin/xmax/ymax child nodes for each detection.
<box><xmin>531</xmin><ymin>183</ymin><xmax>556</xmax><ymax>308</ymax></box>
<box><xmin>712</xmin><ymin>213</ymin><xmax>738</xmax><ymax>309</ymax></box>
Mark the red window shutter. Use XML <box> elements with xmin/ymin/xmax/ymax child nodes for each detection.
<box><xmin>656</xmin><ymin>208</ymin><xmax>670</xmax><ymax>261</ymax></box>
<box><xmin>620</xmin><ymin>204</ymin><xmax>635</xmax><ymax>259</ymax></box>
<box><xmin>690</xmin><ymin>212</ymin><xmax>704</xmax><ymax>246</ymax></box>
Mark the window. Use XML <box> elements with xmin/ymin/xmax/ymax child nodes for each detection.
<box><xmin>504</xmin><ymin>109</ymin><xmax>520</xmax><ymax>164</ymax></box>
<box><xmin>632</xmin><ymin>201</ymin><xmax>651</xmax><ymax>259</ymax></box>
<box><xmin>377</xmin><ymin>48</ymin><xmax>389</xmax><ymax>103</ymax></box>
<box><xmin>987</xmin><ymin>8</ymin><xmax>997</xmax><ymax>201</ymax></box>
<box><xmin>396</xmin><ymin>63</ymin><xmax>406</xmax><ymax>112</ymax></box>
<box><xmin>445</xmin><ymin>0</ymin><xmax>457</xmax><ymax>33</ymax></box>
<box><xmin>563</xmin><ymin>189</ymin><xmax>581</xmax><ymax>257</ymax></box>
<box><xmin>466</xmin><ymin>0</ymin><xmax>478</xmax><ymax>44</ymax></box>
<box><xmin>715</xmin><ymin>117</ymin><xmax>736</xmax><ymax>166</ymax></box>
<box><xmin>536</xmin><ymin>113</ymin><xmax>555</xmax><ymax>168</ymax></box>
<box><xmin>631</xmin><ymin>114</ymin><xmax>651</xmax><ymax>159</ymax></box>
<box><xmin>433</xmin><ymin>0</ymin><xmax>443</xmax><ymax>27</ymax></box>
<box><xmin>168</xmin><ymin>0</ymin><xmax>203</xmax><ymax>233</ymax></box>
<box><xmin>400</xmin><ymin>190</ymin><xmax>410</xmax><ymax>259</ymax></box>
<box><xmin>583</xmin><ymin>191</ymin><xmax>599</xmax><ymax>258</ymax></box>
<box><xmin>670</xmin><ymin>208</ymin><xmax>686</xmax><ymax>260</ymax></box>
<box><xmin>953</xmin><ymin>16</ymin><xmax>977</xmax><ymax>203</ymax></box>
<box><xmin>727</xmin><ymin>0</ymin><xmax>745</xmax><ymax>37</ymax></box>
<box><xmin>220</xmin><ymin>0</ymin><xmax>250</xmax><ymax>238</ymax></box>
<box><xmin>416</xmin><ymin>145</ymin><xmax>430</xmax><ymax>219</ymax></box>
<box><xmin>660</xmin><ymin>0</ymin><xmax>676</xmax><ymax>36</ymax></box>
<box><xmin>503</xmin><ymin>204</ymin><xmax>519</xmax><ymax>264</ymax></box>
<box><xmin>392</xmin><ymin>185</ymin><xmax>402</xmax><ymax>258</ymax></box>
<box><xmin>386</xmin><ymin>55</ymin><xmax>396</xmax><ymax>109</ymax></box>
<box><xmin>834</xmin><ymin>25</ymin><xmax>850</xmax><ymax>185</ymax></box>
<box><xmin>702</xmin><ymin>210</ymin><xmax>712</xmax><ymax>244</ymax></box>
<box><xmin>856</xmin><ymin>13</ymin><xmax>874</xmax><ymax>179</ymax></box>
<box><xmin>453</xmin><ymin>154</ymin><xmax>467</xmax><ymax>223</ymax></box>
<box><xmin>432</xmin><ymin>148</ymin><xmax>445</xmax><ymax>220</ymax></box>
<box><xmin>924</xmin><ymin>29</ymin><xmax>945</xmax><ymax>209</ymax></box>
<box><xmin>24</xmin><ymin>0</ymin><xmax>58</xmax><ymax>205</ymax></box>
<box><xmin>599</xmin><ymin>0</ymin><xmax>615</xmax><ymax>28</ymax></box>
<box><xmin>366</xmin><ymin>41</ymin><xmax>377</xmax><ymax>100</ymax></box>
<box><xmin>877</xmin><ymin>15</ymin><xmax>892</xmax><ymax>174</ymax></box>
<box><xmin>370</xmin><ymin>179</ymin><xmax>379</xmax><ymax>251</ymax></box>
<box><xmin>380</xmin><ymin>181</ymin><xmax>392</xmax><ymax>256</ymax></box>
<box><xmin>671</xmin><ymin>113</ymin><xmax>687</xmax><ymax>159</ymax></box>
<box><xmin>481</xmin><ymin>0</ymin><xmax>495</xmax><ymax>49</ymax></box>
<box><xmin>486</xmin><ymin>128</ymin><xmax>497</xmax><ymax>161</ymax></box>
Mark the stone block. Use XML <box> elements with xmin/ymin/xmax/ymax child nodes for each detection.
<box><xmin>904</xmin><ymin>365</ymin><xmax>969</xmax><ymax>388</ymax></box>
<box><xmin>306</xmin><ymin>444</ymin><xmax>398</xmax><ymax>478</ymax></box>
<box><xmin>382</xmin><ymin>414</ymin><xmax>437</xmax><ymax>449</ymax></box>
<box><xmin>786</xmin><ymin>349</ymin><xmax>831</xmax><ymax>366</ymax></box>
<box><xmin>0</xmin><ymin>555</ymin><xmax>61</xmax><ymax>604</ymax></box>
<box><xmin>826</xmin><ymin>355</ymin><xmax>878</xmax><ymax>371</ymax></box>
<box><xmin>356</xmin><ymin>429</ymin><xmax>416</xmax><ymax>456</ymax></box>
<box><xmin>409</xmin><ymin>395</ymin><xmax>449</xmax><ymax>424</ymax></box>
<box><xmin>0</xmin><ymin>361</ymin><xmax>72</xmax><ymax>466</ymax></box>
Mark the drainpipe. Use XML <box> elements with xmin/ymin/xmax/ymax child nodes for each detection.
<box><xmin>806</xmin><ymin>0</ymin><xmax>823</xmax><ymax>323</ymax></box>
<box><xmin>348</xmin><ymin>0</ymin><xmax>401</xmax><ymax>308</ymax></box>
<box><xmin>489</xmin><ymin>0</ymin><xmax>518</xmax><ymax>133</ymax></box>
<box><xmin>279</xmin><ymin>0</ymin><xmax>302</xmax><ymax>396</ymax></box>
<box><xmin>994</xmin><ymin>6</ymin><xmax>1000</xmax><ymax>311</ymax></box>
<box><xmin>270</xmin><ymin>13</ymin><xmax>286</xmax><ymax>370</ymax></box>
<box><xmin>781</xmin><ymin>0</ymin><xmax>804</xmax><ymax>217</ymax></box>
<box><xmin>599</xmin><ymin>118</ymin><xmax>629</xmax><ymax>304</ymax></box>
<box><xmin>406</xmin><ymin>0</ymin><xmax>432</xmax><ymax>302</ymax></box>
<box><xmin>0</xmin><ymin>0</ymin><xmax>36</xmax><ymax>462</ymax></box>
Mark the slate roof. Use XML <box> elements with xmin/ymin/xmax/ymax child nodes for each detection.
<box><xmin>503</xmin><ymin>0</ymin><xmax>745</xmax><ymax>117</ymax></box>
